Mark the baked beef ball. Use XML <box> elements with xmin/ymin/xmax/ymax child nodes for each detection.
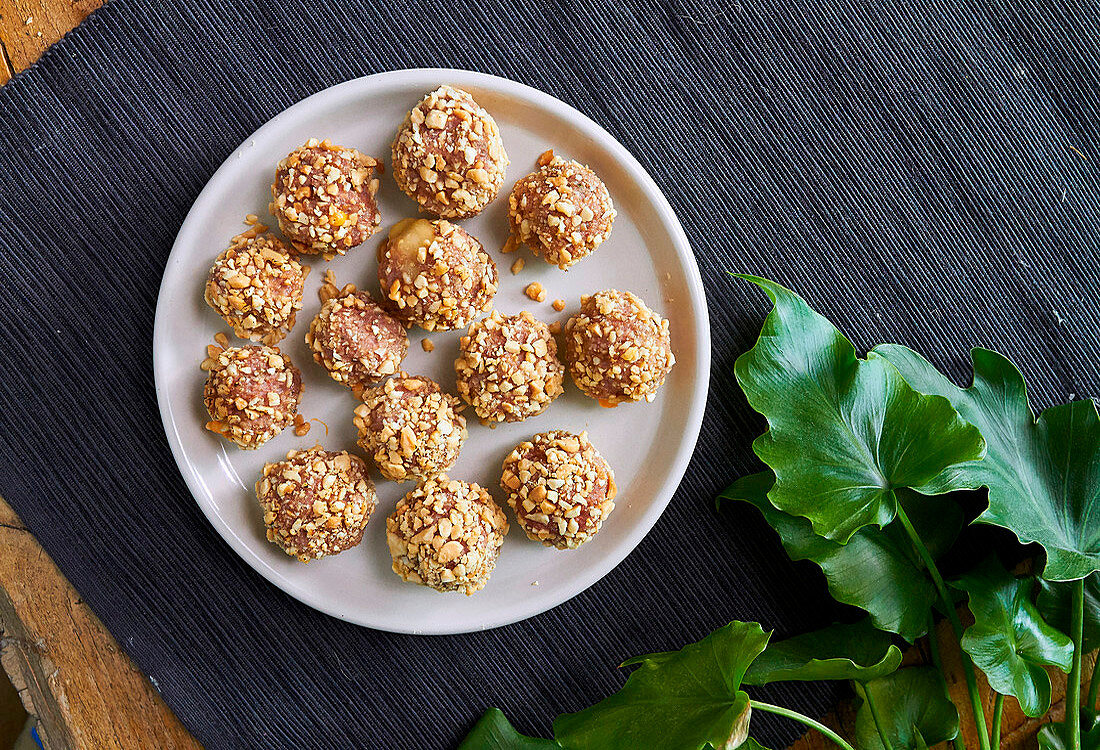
<box><xmin>565</xmin><ymin>289</ymin><xmax>674</xmax><ymax>406</ymax></box>
<box><xmin>204</xmin><ymin>232</ymin><xmax>306</xmax><ymax>345</ymax></box>
<box><xmin>377</xmin><ymin>218</ymin><xmax>498</xmax><ymax>332</ymax></box>
<box><xmin>391</xmin><ymin>85</ymin><xmax>508</xmax><ymax>219</ymax></box>
<box><xmin>454</xmin><ymin>310</ymin><xmax>564</xmax><ymax>423</ymax></box>
<box><xmin>353</xmin><ymin>373</ymin><xmax>467</xmax><ymax>482</ymax></box>
<box><xmin>202</xmin><ymin>345</ymin><xmax>303</xmax><ymax>449</ymax></box>
<box><xmin>256</xmin><ymin>445</ymin><xmax>376</xmax><ymax>562</ymax></box>
<box><xmin>508</xmin><ymin>157</ymin><xmax>615</xmax><ymax>270</ymax></box>
<box><xmin>501</xmin><ymin>430</ymin><xmax>616</xmax><ymax>549</ymax></box>
<box><xmin>306</xmin><ymin>290</ymin><xmax>408</xmax><ymax>392</ymax></box>
<box><xmin>387</xmin><ymin>476</ymin><xmax>508</xmax><ymax>595</ymax></box>
<box><xmin>270</xmin><ymin>138</ymin><xmax>382</xmax><ymax>258</ymax></box>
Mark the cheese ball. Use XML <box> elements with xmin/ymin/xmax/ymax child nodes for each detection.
<box><xmin>455</xmin><ymin>310</ymin><xmax>564</xmax><ymax>423</ymax></box>
<box><xmin>306</xmin><ymin>290</ymin><xmax>408</xmax><ymax>392</ymax></box>
<box><xmin>202</xmin><ymin>345</ymin><xmax>303</xmax><ymax>449</ymax></box>
<box><xmin>270</xmin><ymin>138</ymin><xmax>382</xmax><ymax>258</ymax></box>
<box><xmin>204</xmin><ymin>233</ymin><xmax>306</xmax><ymax>345</ymax></box>
<box><xmin>508</xmin><ymin>157</ymin><xmax>615</xmax><ymax>270</ymax></box>
<box><xmin>377</xmin><ymin>218</ymin><xmax>498</xmax><ymax>332</ymax></box>
<box><xmin>565</xmin><ymin>290</ymin><xmax>675</xmax><ymax>406</ymax></box>
<box><xmin>386</xmin><ymin>476</ymin><xmax>508</xmax><ymax>595</ymax></box>
<box><xmin>256</xmin><ymin>446</ymin><xmax>377</xmax><ymax>562</ymax></box>
<box><xmin>501</xmin><ymin>430</ymin><xmax>616</xmax><ymax>549</ymax></box>
<box><xmin>391</xmin><ymin>85</ymin><xmax>508</xmax><ymax>218</ymax></box>
<box><xmin>353</xmin><ymin>373</ymin><xmax>467</xmax><ymax>482</ymax></box>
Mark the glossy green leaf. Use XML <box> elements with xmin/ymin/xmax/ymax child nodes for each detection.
<box><xmin>720</xmin><ymin>472</ymin><xmax>962</xmax><ymax>641</ymax></box>
<box><xmin>737</xmin><ymin>740</ymin><xmax>772</xmax><ymax>750</ymax></box>
<box><xmin>459</xmin><ymin>709</ymin><xmax>560</xmax><ymax>750</ymax></box>
<box><xmin>733</xmin><ymin>276</ymin><xmax>985</xmax><ymax>544</ymax></box>
<box><xmin>552</xmin><ymin>621</ymin><xmax>769</xmax><ymax>750</ymax></box>
<box><xmin>1037</xmin><ymin>572</ymin><xmax>1100</xmax><ymax>653</ymax></box>
<box><xmin>1037</xmin><ymin>710</ymin><xmax>1100</xmax><ymax>750</ymax></box>
<box><xmin>742</xmin><ymin>619</ymin><xmax>901</xmax><ymax>685</ymax></box>
<box><xmin>854</xmin><ymin>668</ymin><xmax>960</xmax><ymax>750</ymax></box>
<box><xmin>877</xmin><ymin>345</ymin><xmax>1100</xmax><ymax>581</ymax></box>
<box><xmin>951</xmin><ymin>559</ymin><xmax>1073</xmax><ymax>716</ymax></box>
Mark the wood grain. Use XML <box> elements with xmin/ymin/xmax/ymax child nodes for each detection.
<box><xmin>0</xmin><ymin>496</ymin><xmax>200</xmax><ymax>749</ymax></box>
<box><xmin>0</xmin><ymin>0</ymin><xmax>99</xmax><ymax>83</ymax></box>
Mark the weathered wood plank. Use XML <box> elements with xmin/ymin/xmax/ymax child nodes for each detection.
<box><xmin>0</xmin><ymin>495</ymin><xmax>200</xmax><ymax>749</ymax></box>
<box><xmin>0</xmin><ymin>0</ymin><xmax>99</xmax><ymax>83</ymax></box>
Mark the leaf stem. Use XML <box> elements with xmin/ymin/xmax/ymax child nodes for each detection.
<box><xmin>991</xmin><ymin>694</ymin><xmax>1003</xmax><ymax>750</ymax></box>
<box><xmin>895</xmin><ymin>501</ymin><xmax>989</xmax><ymax>750</ymax></box>
<box><xmin>749</xmin><ymin>700</ymin><xmax>856</xmax><ymax>750</ymax></box>
<box><xmin>928</xmin><ymin>613</ymin><xmax>967</xmax><ymax>750</ymax></box>
<box><xmin>864</xmin><ymin>689</ymin><xmax>895</xmax><ymax>750</ymax></box>
<box><xmin>1067</xmin><ymin>578</ymin><xmax>1085</xmax><ymax>750</ymax></box>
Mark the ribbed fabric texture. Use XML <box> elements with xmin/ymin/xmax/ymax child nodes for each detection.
<box><xmin>0</xmin><ymin>1</ymin><xmax>1097</xmax><ymax>747</ymax></box>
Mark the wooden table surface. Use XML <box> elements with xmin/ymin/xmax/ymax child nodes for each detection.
<box><xmin>0</xmin><ymin>3</ymin><xmax>1093</xmax><ymax>749</ymax></box>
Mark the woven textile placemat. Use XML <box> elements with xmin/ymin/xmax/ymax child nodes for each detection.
<box><xmin>0</xmin><ymin>1</ymin><xmax>1097</xmax><ymax>746</ymax></box>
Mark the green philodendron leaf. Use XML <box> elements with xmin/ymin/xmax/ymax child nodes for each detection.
<box><xmin>733</xmin><ymin>276</ymin><xmax>985</xmax><ymax>543</ymax></box>
<box><xmin>720</xmin><ymin>472</ymin><xmax>963</xmax><ymax>641</ymax></box>
<box><xmin>743</xmin><ymin>619</ymin><xmax>901</xmax><ymax>685</ymax></box>
<box><xmin>1037</xmin><ymin>572</ymin><xmax>1100</xmax><ymax>653</ymax></box>
<box><xmin>951</xmin><ymin>558</ymin><xmax>1073</xmax><ymax>717</ymax></box>
<box><xmin>1037</xmin><ymin>710</ymin><xmax>1100</xmax><ymax>750</ymax></box>
<box><xmin>552</xmin><ymin>621</ymin><xmax>769</xmax><ymax>750</ymax></box>
<box><xmin>877</xmin><ymin>345</ymin><xmax>1100</xmax><ymax>581</ymax></box>
<box><xmin>854</xmin><ymin>668</ymin><xmax>960</xmax><ymax>750</ymax></box>
<box><xmin>459</xmin><ymin>709</ymin><xmax>561</xmax><ymax>749</ymax></box>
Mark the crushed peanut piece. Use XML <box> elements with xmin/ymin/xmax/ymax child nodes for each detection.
<box><xmin>510</xmin><ymin>257</ymin><xmax>525</xmax><ymax>275</ymax></box>
<box><xmin>525</xmin><ymin>282</ymin><xmax>546</xmax><ymax>303</ymax></box>
<box><xmin>293</xmin><ymin>413</ymin><xmax>311</xmax><ymax>437</ymax></box>
<box><xmin>421</xmin><ymin>339</ymin><xmax>435</xmax><ymax>353</ymax></box>
<box><xmin>552</xmin><ymin>299</ymin><xmax>566</xmax><ymax>312</ymax></box>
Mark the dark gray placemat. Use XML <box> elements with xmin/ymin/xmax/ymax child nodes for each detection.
<box><xmin>0</xmin><ymin>0</ymin><xmax>1097</xmax><ymax>747</ymax></box>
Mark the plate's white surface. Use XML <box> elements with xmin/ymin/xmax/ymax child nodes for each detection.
<box><xmin>153</xmin><ymin>69</ymin><xmax>709</xmax><ymax>634</ymax></box>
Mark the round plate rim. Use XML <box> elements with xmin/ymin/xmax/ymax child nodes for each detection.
<box><xmin>152</xmin><ymin>68</ymin><xmax>711</xmax><ymax>634</ymax></box>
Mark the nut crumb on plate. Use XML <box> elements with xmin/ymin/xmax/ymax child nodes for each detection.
<box><xmin>524</xmin><ymin>282</ymin><xmax>545</xmax><ymax>303</ymax></box>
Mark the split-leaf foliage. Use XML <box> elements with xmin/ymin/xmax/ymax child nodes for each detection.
<box><xmin>461</xmin><ymin>278</ymin><xmax>1100</xmax><ymax>750</ymax></box>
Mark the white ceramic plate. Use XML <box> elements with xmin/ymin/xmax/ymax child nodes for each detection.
<box><xmin>153</xmin><ymin>69</ymin><xmax>709</xmax><ymax>634</ymax></box>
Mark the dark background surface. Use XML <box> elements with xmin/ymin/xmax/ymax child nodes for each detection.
<box><xmin>1</xmin><ymin>0</ymin><xmax>1098</xmax><ymax>747</ymax></box>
